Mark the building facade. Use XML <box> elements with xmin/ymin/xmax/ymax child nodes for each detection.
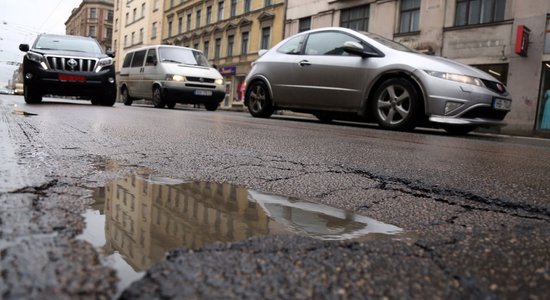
<box><xmin>65</xmin><ymin>0</ymin><xmax>115</xmax><ymax>51</ymax></box>
<box><xmin>162</xmin><ymin>0</ymin><xmax>286</xmax><ymax>108</ymax></box>
<box><xmin>112</xmin><ymin>0</ymin><xmax>164</xmax><ymax>71</ymax></box>
<box><xmin>286</xmin><ymin>0</ymin><xmax>550</xmax><ymax>137</ymax></box>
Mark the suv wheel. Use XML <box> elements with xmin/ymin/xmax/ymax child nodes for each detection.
<box><xmin>152</xmin><ymin>86</ymin><xmax>166</xmax><ymax>108</ymax></box>
<box><xmin>204</xmin><ymin>101</ymin><xmax>219</xmax><ymax>111</ymax></box>
<box><xmin>101</xmin><ymin>92</ymin><xmax>117</xmax><ymax>106</ymax></box>
<box><xmin>24</xmin><ymin>85</ymin><xmax>42</xmax><ymax>104</ymax></box>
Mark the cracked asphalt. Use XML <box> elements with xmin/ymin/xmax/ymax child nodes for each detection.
<box><xmin>1</xmin><ymin>95</ymin><xmax>549</xmax><ymax>299</ymax></box>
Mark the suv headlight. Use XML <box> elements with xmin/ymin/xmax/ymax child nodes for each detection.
<box><xmin>424</xmin><ymin>70</ymin><xmax>482</xmax><ymax>87</ymax></box>
<box><xmin>26</xmin><ymin>52</ymin><xmax>48</xmax><ymax>70</ymax></box>
<box><xmin>95</xmin><ymin>57</ymin><xmax>113</xmax><ymax>72</ymax></box>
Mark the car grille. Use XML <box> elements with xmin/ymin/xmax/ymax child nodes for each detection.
<box><xmin>461</xmin><ymin>107</ymin><xmax>508</xmax><ymax>120</ymax></box>
<box><xmin>45</xmin><ymin>55</ymin><xmax>98</xmax><ymax>72</ymax></box>
<box><xmin>186</xmin><ymin>77</ymin><xmax>215</xmax><ymax>83</ymax></box>
<box><xmin>481</xmin><ymin>79</ymin><xmax>507</xmax><ymax>95</ymax></box>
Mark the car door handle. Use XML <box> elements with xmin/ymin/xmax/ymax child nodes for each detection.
<box><xmin>298</xmin><ymin>60</ymin><xmax>311</xmax><ymax>67</ymax></box>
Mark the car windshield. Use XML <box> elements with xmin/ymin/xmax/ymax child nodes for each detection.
<box><xmin>158</xmin><ymin>47</ymin><xmax>210</xmax><ymax>67</ymax></box>
<box><xmin>359</xmin><ymin>31</ymin><xmax>415</xmax><ymax>53</ymax></box>
<box><xmin>34</xmin><ymin>35</ymin><xmax>103</xmax><ymax>54</ymax></box>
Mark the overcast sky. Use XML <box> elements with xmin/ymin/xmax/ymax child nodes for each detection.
<box><xmin>0</xmin><ymin>0</ymin><xmax>82</xmax><ymax>85</ymax></box>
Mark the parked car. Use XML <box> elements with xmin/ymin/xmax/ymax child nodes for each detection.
<box><xmin>119</xmin><ymin>45</ymin><xmax>225</xmax><ymax>111</ymax></box>
<box><xmin>19</xmin><ymin>34</ymin><xmax>116</xmax><ymax>106</ymax></box>
<box><xmin>244</xmin><ymin>27</ymin><xmax>512</xmax><ymax>134</ymax></box>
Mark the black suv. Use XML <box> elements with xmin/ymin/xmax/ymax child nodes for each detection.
<box><xmin>19</xmin><ymin>34</ymin><xmax>116</xmax><ymax>106</ymax></box>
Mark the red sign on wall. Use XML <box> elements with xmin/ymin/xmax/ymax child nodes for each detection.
<box><xmin>515</xmin><ymin>24</ymin><xmax>530</xmax><ymax>57</ymax></box>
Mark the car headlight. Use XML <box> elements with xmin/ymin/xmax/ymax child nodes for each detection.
<box><xmin>424</xmin><ymin>70</ymin><xmax>482</xmax><ymax>86</ymax></box>
<box><xmin>26</xmin><ymin>52</ymin><xmax>48</xmax><ymax>70</ymax></box>
<box><xmin>165</xmin><ymin>74</ymin><xmax>186</xmax><ymax>81</ymax></box>
<box><xmin>215</xmin><ymin>78</ymin><xmax>224</xmax><ymax>85</ymax></box>
<box><xmin>95</xmin><ymin>57</ymin><xmax>113</xmax><ymax>72</ymax></box>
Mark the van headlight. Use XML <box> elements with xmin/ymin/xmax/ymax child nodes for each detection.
<box><xmin>165</xmin><ymin>74</ymin><xmax>186</xmax><ymax>81</ymax></box>
<box><xmin>26</xmin><ymin>52</ymin><xmax>48</xmax><ymax>70</ymax></box>
<box><xmin>424</xmin><ymin>70</ymin><xmax>482</xmax><ymax>86</ymax></box>
<box><xmin>95</xmin><ymin>57</ymin><xmax>113</xmax><ymax>72</ymax></box>
<box><xmin>215</xmin><ymin>78</ymin><xmax>224</xmax><ymax>85</ymax></box>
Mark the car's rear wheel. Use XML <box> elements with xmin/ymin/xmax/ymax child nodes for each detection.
<box><xmin>24</xmin><ymin>85</ymin><xmax>42</xmax><ymax>104</ymax></box>
<box><xmin>152</xmin><ymin>86</ymin><xmax>166</xmax><ymax>108</ymax></box>
<box><xmin>443</xmin><ymin>125</ymin><xmax>477</xmax><ymax>135</ymax></box>
<box><xmin>121</xmin><ymin>87</ymin><xmax>133</xmax><ymax>106</ymax></box>
<box><xmin>246</xmin><ymin>81</ymin><xmax>274</xmax><ymax>118</ymax></box>
<box><xmin>371</xmin><ymin>78</ymin><xmax>421</xmax><ymax>131</ymax></box>
<box><xmin>204</xmin><ymin>101</ymin><xmax>219</xmax><ymax>111</ymax></box>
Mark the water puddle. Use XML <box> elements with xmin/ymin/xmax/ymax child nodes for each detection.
<box><xmin>78</xmin><ymin>174</ymin><xmax>410</xmax><ymax>295</ymax></box>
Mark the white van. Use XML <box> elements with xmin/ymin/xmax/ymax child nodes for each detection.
<box><xmin>119</xmin><ymin>45</ymin><xmax>225</xmax><ymax>110</ymax></box>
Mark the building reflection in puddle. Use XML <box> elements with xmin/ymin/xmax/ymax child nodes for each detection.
<box><xmin>80</xmin><ymin>174</ymin><xmax>407</xmax><ymax>290</ymax></box>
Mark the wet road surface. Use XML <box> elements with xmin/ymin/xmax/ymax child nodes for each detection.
<box><xmin>1</xmin><ymin>95</ymin><xmax>549</xmax><ymax>299</ymax></box>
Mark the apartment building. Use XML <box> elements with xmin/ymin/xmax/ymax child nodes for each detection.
<box><xmin>65</xmin><ymin>0</ymin><xmax>115</xmax><ymax>51</ymax></box>
<box><xmin>285</xmin><ymin>0</ymin><xmax>550</xmax><ymax>137</ymax></box>
<box><xmin>112</xmin><ymin>0</ymin><xmax>164</xmax><ymax>70</ymax></box>
<box><xmin>162</xmin><ymin>0</ymin><xmax>286</xmax><ymax>108</ymax></box>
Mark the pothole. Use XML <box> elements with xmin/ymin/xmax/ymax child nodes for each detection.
<box><xmin>78</xmin><ymin>173</ymin><xmax>411</xmax><ymax>296</ymax></box>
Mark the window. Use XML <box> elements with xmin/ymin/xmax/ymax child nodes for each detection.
<box><xmin>241</xmin><ymin>31</ymin><xmax>249</xmax><ymax>54</ymax></box>
<box><xmin>299</xmin><ymin>17</ymin><xmax>311</xmax><ymax>32</ymax></box>
<box><xmin>187</xmin><ymin>13</ymin><xmax>192</xmax><ymax>30</ymax></box>
<box><xmin>341</xmin><ymin>5</ymin><xmax>370</xmax><ymax>31</ymax></box>
<box><xmin>145</xmin><ymin>49</ymin><xmax>157</xmax><ymax>66</ymax></box>
<box><xmin>178</xmin><ymin>16</ymin><xmax>183</xmax><ymax>34</ymax></box>
<box><xmin>168</xmin><ymin>20</ymin><xmax>173</xmax><ymax>37</ymax></box>
<box><xmin>265</xmin><ymin>0</ymin><xmax>272</xmax><ymax>6</ymax></box>
<box><xmin>537</xmin><ymin>63</ymin><xmax>550</xmax><ymax>130</ymax></box>
<box><xmin>244</xmin><ymin>0</ymin><xmax>251</xmax><ymax>12</ymax></box>
<box><xmin>545</xmin><ymin>32</ymin><xmax>550</xmax><ymax>54</ymax></box>
<box><xmin>122</xmin><ymin>52</ymin><xmax>133</xmax><ymax>67</ymax></box>
<box><xmin>124</xmin><ymin>35</ymin><xmax>128</xmax><ymax>47</ymax></box>
<box><xmin>89</xmin><ymin>26</ymin><xmax>96</xmax><ymax>38</ymax></box>
<box><xmin>196</xmin><ymin>9</ymin><xmax>201</xmax><ymax>27</ymax></box>
<box><xmin>215</xmin><ymin>38</ymin><xmax>221</xmax><ymax>58</ymax></box>
<box><xmin>131</xmin><ymin>50</ymin><xmax>146</xmax><ymax>67</ymax></box>
<box><xmin>204</xmin><ymin>40</ymin><xmax>210</xmax><ymax>58</ymax></box>
<box><xmin>261</xmin><ymin>27</ymin><xmax>271</xmax><ymax>49</ymax></box>
<box><xmin>277</xmin><ymin>35</ymin><xmax>304</xmax><ymax>54</ymax></box>
<box><xmin>207</xmin><ymin>6</ymin><xmax>212</xmax><ymax>24</ymax></box>
<box><xmin>400</xmin><ymin>0</ymin><xmax>420</xmax><ymax>33</ymax></box>
<box><xmin>125</xmin><ymin>12</ymin><xmax>129</xmax><ymax>24</ymax></box>
<box><xmin>218</xmin><ymin>1</ymin><xmax>224</xmax><ymax>21</ymax></box>
<box><xmin>304</xmin><ymin>32</ymin><xmax>361</xmax><ymax>56</ymax></box>
<box><xmin>152</xmin><ymin>22</ymin><xmax>158</xmax><ymax>38</ymax></box>
<box><xmin>106</xmin><ymin>10</ymin><xmax>114</xmax><ymax>22</ymax></box>
<box><xmin>90</xmin><ymin>8</ymin><xmax>97</xmax><ymax>19</ymax></box>
<box><xmin>455</xmin><ymin>0</ymin><xmax>506</xmax><ymax>26</ymax></box>
<box><xmin>133</xmin><ymin>8</ymin><xmax>137</xmax><ymax>22</ymax></box>
<box><xmin>231</xmin><ymin>0</ymin><xmax>237</xmax><ymax>17</ymax></box>
<box><xmin>139</xmin><ymin>28</ymin><xmax>144</xmax><ymax>43</ymax></box>
<box><xmin>106</xmin><ymin>28</ymin><xmax>113</xmax><ymax>40</ymax></box>
<box><xmin>131</xmin><ymin>32</ymin><xmax>135</xmax><ymax>45</ymax></box>
<box><xmin>141</xmin><ymin>3</ymin><xmax>145</xmax><ymax>18</ymax></box>
<box><xmin>227</xmin><ymin>35</ymin><xmax>234</xmax><ymax>56</ymax></box>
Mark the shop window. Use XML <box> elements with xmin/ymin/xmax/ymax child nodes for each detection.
<box><xmin>473</xmin><ymin>64</ymin><xmax>508</xmax><ymax>84</ymax></box>
<box><xmin>340</xmin><ymin>5</ymin><xmax>369</xmax><ymax>32</ymax></box>
<box><xmin>455</xmin><ymin>0</ymin><xmax>505</xmax><ymax>26</ymax></box>
<box><xmin>538</xmin><ymin>63</ymin><xmax>550</xmax><ymax>131</ymax></box>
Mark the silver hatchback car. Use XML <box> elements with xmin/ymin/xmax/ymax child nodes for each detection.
<box><xmin>244</xmin><ymin>27</ymin><xmax>512</xmax><ymax>134</ymax></box>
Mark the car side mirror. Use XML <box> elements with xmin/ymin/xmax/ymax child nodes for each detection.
<box><xmin>106</xmin><ymin>49</ymin><xmax>116</xmax><ymax>58</ymax></box>
<box><xmin>19</xmin><ymin>44</ymin><xmax>29</xmax><ymax>52</ymax></box>
<box><xmin>343</xmin><ymin>41</ymin><xmax>381</xmax><ymax>58</ymax></box>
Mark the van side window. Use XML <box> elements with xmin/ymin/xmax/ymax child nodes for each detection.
<box><xmin>131</xmin><ymin>50</ymin><xmax>146</xmax><ymax>67</ymax></box>
<box><xmin>145</xmin><ymin>49</ymin><xmax>157</xmax><ymax>66</ymax></box>
<box><xmin>122</xmin><ymin>53</ymin><xmax>133</xmax><ymax>68</ymax></box>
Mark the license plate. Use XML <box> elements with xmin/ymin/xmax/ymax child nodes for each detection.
<box><xmin>58</xmin><ymin>74</ymin><xmax>86</xmax><ymax>82</ymax></box>
<box><xmin>493</xmin><ymin>98</ymin><xmax>511</xmax><ymax>111</ymax></box>
<box><xmin>194</xmin><ymin>90</ymin><xmax>212</xmax><ymax>96</ymax></box>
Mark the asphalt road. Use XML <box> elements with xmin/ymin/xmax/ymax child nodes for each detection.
<box><xmin>0</xmin><ymin>95</ymin><xmax>549</xmax><ymax>299</ymax></box>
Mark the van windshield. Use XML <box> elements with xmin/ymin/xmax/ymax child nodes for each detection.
<box><xmin>159</xmin><ymin>47</ymin><xmax>210</xmax><ymax>67</ymax></box>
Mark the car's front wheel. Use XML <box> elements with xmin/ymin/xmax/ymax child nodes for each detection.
<box><xmin>152</xmin><ymin>86</ymin><xmax>166</xmax><ymax>108</ymax></box>
<box><xmin>121</xmin><ymin>87</ymin><xmax>133</xmax><ymax>106</ymax></box>
<box><xmin>204</xmin><ymin>101</ymin><xmax>219</xmax><ymax>111</ymax></box>
<box><xmin>246</xmin><ymin>81</ymin><xmax>274</xmax><ymax>118</ymax></box>
<box><xmin>371</xmin><ymin>78</ymin><xmax>422</xmax><ymax>131</ymax></box>
<box><xmin>24</xmin><ymin>85</ymin><xmax>42</xmax><ymax>104</ymax></box>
